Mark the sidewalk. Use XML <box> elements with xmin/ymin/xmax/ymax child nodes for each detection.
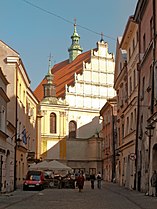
<box><xmin>102</xmin><ymin>181</ymin><xmax>157</xmax><ymax>209</ymax></box>
<box><xmin>0</xmin><ymin>189</ymin><xmax>38</xmax><ymax>209</ymax></box>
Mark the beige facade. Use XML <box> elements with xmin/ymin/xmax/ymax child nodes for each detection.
<box><xmin>119</xmin><ymin>16</ymin><xmax>139</xmax><ymax>190</ymax></box>
<box><xmin>0</xmin><ymin>68</ymin><xmax>12</xmax><ymax>193</ymax></box>
<box><xmin>114</xmin><ymin>37</ymin><xmax>127</xmax><ymax>186</ymax></box>
<box><xmin>0</xmin><ymin>41</ymin><xmax>38</xmax><ymax>191</ymax></box>
<box><xmin>100</xmin><ymin>98</ymin><xmax>117</xmax><ymax>182</ymax></box>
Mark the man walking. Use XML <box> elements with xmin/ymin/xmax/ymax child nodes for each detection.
<box><xmin>90</xmin><ymin>173</ymin><xmax>96</xmax><ymax>189</ymax></box>
<box><xmin>96</xmin><ymin>172</ymin><xmax>102</xmax><ymax>189</ymax></box>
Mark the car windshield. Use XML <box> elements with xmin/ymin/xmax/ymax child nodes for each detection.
<box><xmin>26</xmin><ymin>174</ymin><xmax>40</xmax><ymax>181</ymax></box>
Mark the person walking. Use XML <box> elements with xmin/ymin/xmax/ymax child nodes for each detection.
<box><xmin>96</xmin><ymin>171</ymin><xmax>102</xmax><ymax>189</ymax></box>
<box><xmin>76</xmin><ymin>172</ymin><xmax>84</xmax><ymax>192</ymax></box>
<box><xmin>151</xmin><ymin>170</ymin><xmax>157</xmax><ymax>197</ymax></box>
<box><xmin>90</xmin><ymin>173</ymin><xmax>96</xmax><ymax>189</ymax></box>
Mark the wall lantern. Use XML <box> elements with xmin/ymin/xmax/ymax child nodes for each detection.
<box><xmin>145</xmin><ymin>124</ymin><xmax>155</xmax><ymax>138</ymax></box>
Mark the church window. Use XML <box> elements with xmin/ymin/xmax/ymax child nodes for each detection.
<box><xmin>50</xmin><ymin>112</ymin><xmax>56</xmax><ymax>133</ymax></box>
<box><xmin>69</xmin><ymin>121</ymin><xmax>77</xmax><ymax>138</ymax></box>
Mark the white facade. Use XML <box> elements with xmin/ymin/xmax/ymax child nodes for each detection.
<box><xmin>66</xmin><ymin>41</ymin><xmax>116</xmax><ymax>138</ymax></box>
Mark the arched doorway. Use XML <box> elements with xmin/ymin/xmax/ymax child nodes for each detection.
<box><xmin>69</xmin><ymin>121</ymin><xmax>77</xmax><ymax>139</ymax></box>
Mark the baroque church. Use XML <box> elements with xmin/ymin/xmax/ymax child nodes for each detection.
<box><xmin>34</xmin><ymin>24</ymin><xmax>116</xmax><ymax>174</ymax></box>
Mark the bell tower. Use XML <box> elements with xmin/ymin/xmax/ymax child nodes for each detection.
<box><xmin>68</xmin><ymin>19</ymin><xmax>83</xmax><ymax>63</ymax></box>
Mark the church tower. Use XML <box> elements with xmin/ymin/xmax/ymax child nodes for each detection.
<box><xmin>43</xmin><ymin>55</ymin><xmax>57</xmax><ymax>102</ymax></box>
<box><xmin>68</xmin><ymin>22</ymin><xmax>83</xmax><ymax>63</ymax></box>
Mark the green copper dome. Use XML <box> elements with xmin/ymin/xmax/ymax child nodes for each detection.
<box><xmin>68</xmin><ymin>24</ymin><xmax>83</xmax><ymax>63</ymax></box>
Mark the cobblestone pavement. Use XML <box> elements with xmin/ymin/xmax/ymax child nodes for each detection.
<box><xmin>0</xmin><ymin>181</ymin><xmax>157</xmax><ymax>209</ymax></box>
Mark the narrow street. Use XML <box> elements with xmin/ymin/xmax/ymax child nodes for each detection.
<box><xmin>0</xmin><ymin>181</ymin><xmax>157</xmax><ymax>209</ymax></box>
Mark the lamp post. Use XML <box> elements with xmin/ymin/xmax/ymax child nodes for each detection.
<box><xmin>145</xmin><ymin>124</ymin><xmax>154</xmax><ymax>194</ymax></box>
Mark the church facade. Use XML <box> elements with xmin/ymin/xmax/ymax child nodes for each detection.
<box><xmin>34</xmin><ymin>24</ymin><xmax>116</xmax><ymax>174</ymax></box>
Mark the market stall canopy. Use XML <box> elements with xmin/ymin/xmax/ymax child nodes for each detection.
<box><xmin>29</xmin><ymin>160</ymin><xmax>49</xmax><ymax>171</ymax></box>
<box><xmin>48</xmin><ymin>160</ymin><xmax>72</xmax><ymax>171</ymax></box>
<box><xmin>29</xmin><ymin>160</ymin><xmax>72</xmax><ymax>172</ymax></box>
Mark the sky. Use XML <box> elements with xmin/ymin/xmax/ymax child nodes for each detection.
<box><xmin>0</xmin><ymin>0</ymin><xmax>137</xmax><ymax>90</ymax></box>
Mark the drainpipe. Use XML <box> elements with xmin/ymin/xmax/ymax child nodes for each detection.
<box><xmin>151</xmin><ymin>0</ymin><xmax>156</xmax><ymax>113</ymax></box>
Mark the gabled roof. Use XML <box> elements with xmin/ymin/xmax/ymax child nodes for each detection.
<box><xmin>34</xmin><ymin>50</ymin><xmax>92</xmax><ymax>101</ymax></box>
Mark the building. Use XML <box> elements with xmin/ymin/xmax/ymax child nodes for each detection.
<box><xmin>134</xmin><ymin>0</ymin><xmax>157</xmax><ymax>194</ymax></box>
<box><xmin>100</xmin><ymin>97</ymin><xmax>117</xmax><ymax>182</ymax></box>
<box><xmin>114</xmin><ymin>37</ymin><xmax>127</xmax><ymax>186</ymax></box>
<box><xmin>0</xmin><ymin>67</ymin><xmax>12</xmax><ymax>192</ymax></box>
<box><xmin>0</xmin><ymin>40</ymin><xmax>38</xmax><ymax>190</ymax></box>
<box><xmin>118</xmin><ymin>16</ymin><xmax>139</xmax><ymax>190</ymax></box>
<box><xmin>34</xmin><ymin>24</ymin><xmax>116</xmax><ymax>173</ymax></box>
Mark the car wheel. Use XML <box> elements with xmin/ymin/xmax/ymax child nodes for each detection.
<box><xmin>49</xmin><ymin>181</ymin><xmax>54</xmax><ymax>188</ymax></box>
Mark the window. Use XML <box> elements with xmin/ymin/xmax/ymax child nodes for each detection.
<box><xmin>122</xmin><ymin>124</ymin><xmax>124</xmax><ymax>143</ymax></box>
<box><xmin>140</xmin><ymin>115</ymin><xmax>143</xmax><ymax>139</ymax></box>
<box><xmin>129</xmin><ymin>76</ymin><xmax>132</xmax><ymax>94</ymax></box>
<box><xmin>134</xmin><ymin>108</ymin><xmax>137</xmax><ymax>125</ymax></box>
<box><xmin>132</xmin><ymin>38</ymin><xmax>135</xmax><ymax>51</ymax></box>
<box><xmin>150</xmin><ymin>17</ymin><xmax>153</xmax><ymax>41</ymax></box>
<box><xmin>19</xmin><ymin>84</ymin><xmax>21</xmax><ymax>98</ymax></box>
<box><xmin>69</xmin><ymin>121</ymin><xmax>77</xmax><ymax>138</ymax></box>
<box><xmin>118</xmin><ymin>127</ymin><xmax>120</xmax><ymax>146</ymax></box>
<box><xmin>124</xmin><ymin>83</ymin><xmax>128</xmax><ymax>101</ymax></box>
<box><xmin>133</xmin><ymin>70</ymin><xmax>136</xmax><ymax>89</ymax></box>
<box><xmin>0</xmin><ymin>106</ymin><xmax>6</xmax><ymax>132</ymax></box>
<box><xmin>130</xmin><ymin>112</ymin><xmax>133</xmax><ymax>131</ymax></box>
<box><xmin>23</xmin><ymin>91</ymin><xmax>25</xmax><ymax>104</ymax></box>
<box><xmin>142</xmin><ymin>77</ymin><xmax>145</xmax><ymax>99</ymax></box>
<box><xmin>126</xmin><ymin>117</ymin><xmax>129</xmax><ymax>135</ymax></box>
<box><xmin>50</xmin><ymin>113</ymin><xmax>56</xmax><ymax>133</ymax></box>
<box><xmin>149</xmin><ymin>65</ymin><xmax>152</xmax><ymax>89</ymax></box>
<box><xmin>129</xmin><ymin>48</ymin><xmax>131</xmax><ymax>59</ymax></box>
<box><xmin>143</xmin><ymin>34</ymin><xmax>146</xmax><ymax>53</ymax></box>
<box><xmin>120</xmin><ymin>62</ymin><xmax>122</xmax><ymax>72</ymax></box>
<box><xmin>136</xmin><ymin>31</ymin><xmax>139</xmax><ymax>43</ymax></box>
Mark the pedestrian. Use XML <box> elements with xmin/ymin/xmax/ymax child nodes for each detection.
<box><xmin>151</xmin><ymin>170</ymin><xmax>157</xmax><ymax>197</ymax></box>
<box><xmin>90</xmin><ymin>173</ymin><xmax>96</xmax><ymax>189</ymax></box>
<box><xmin>96</xmin><ymin>171</ymin><xmax>102</xmax><ymax>189</ymax></box>
<box><xmin>76</xmin><ymin>172</ymin><xmax>85</xmax><ymax>192</ymax></box>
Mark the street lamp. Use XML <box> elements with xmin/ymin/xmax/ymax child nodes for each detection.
<box><xmin>145</xmin><ymin>124</ymin><xmax>154</xmax><ymax>138</ymax></box>
<box><xmin>145</xmin><ymin>124</ymin><xmax>155</xmax><ymax>194</ymax></box>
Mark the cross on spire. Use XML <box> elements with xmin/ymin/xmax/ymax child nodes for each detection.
<box><xmin>74</xmin><ymin>18</ymin><xmax>77</xmax><ymax>26</ymax></box>
<box><xmin>48</xmin><ymin>53</ymin><xmax>53</xmax><ymax>72</ymax></box>
<box><xmin>100</xmin><ymin>32</ymin><xmax>104</xmax><ymax>42</ymax></box>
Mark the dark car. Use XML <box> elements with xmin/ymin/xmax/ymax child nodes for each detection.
<box><xmin>23</xmin><ymin>170</ymin><xmax>45</xmax><ymax>191</ymax></box>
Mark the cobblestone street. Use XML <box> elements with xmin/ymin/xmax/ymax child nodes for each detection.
<box><xmin>0</xmin><ymin>181</ymin><xmax>157</xmax><ymax>209</ymax></box>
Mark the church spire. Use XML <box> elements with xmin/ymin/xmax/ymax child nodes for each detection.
<box><xmin>68</xmin><ymin>19</ymin><xmax>83</xmax><ymax>63</ymax></box>
<box><xmin>100</xmin><ymin>32</ymin><xmax>104</xmax><ymax>42</ymax></box>
<box><xmin>43</xmin><ymin>54</ymin><xmax>56</xmax><ymax>98</ymax></box>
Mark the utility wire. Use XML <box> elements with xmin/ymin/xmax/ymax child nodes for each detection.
<box><xmin>21</xmin><ymin>0</ymin><xmax>116</xmax><ymax>41</ymax></box>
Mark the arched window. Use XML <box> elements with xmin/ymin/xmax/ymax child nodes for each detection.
<box><xmin>69</xmin><ymin>121</ymin><xmax>77</xmax><ymax>138</ymax></box>
<box><xmin>50</xmin><ymin>113</ymin><xmax>56</xmax><ymax>133</ymax></box>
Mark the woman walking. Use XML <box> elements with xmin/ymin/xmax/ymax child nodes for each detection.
<box><xmin>76</xmin><ymin>172</ymin><xmax>85</xmax><ymax>192</ymax></box>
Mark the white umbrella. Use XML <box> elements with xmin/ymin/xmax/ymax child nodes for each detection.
<box><xmin>48</xmin><ymin>160</ymin><xmax>72</xmax><ymax>171</ymax></box>
<box><xmin>29</xmin><ymin>161</ymin><xmax>49</xmax><ymax>171</ymax></box>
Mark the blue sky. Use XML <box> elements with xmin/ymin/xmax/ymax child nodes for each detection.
<box><xmin>0</xmin><ymin>0</ymin><xmax>137</xmax><ymax>90</ymax></box>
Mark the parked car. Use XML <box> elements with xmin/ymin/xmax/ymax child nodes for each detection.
<box><xmin>23</xmin><ymin>170</ymin><xmax>45</xmax><ymax>191</ymax></box>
